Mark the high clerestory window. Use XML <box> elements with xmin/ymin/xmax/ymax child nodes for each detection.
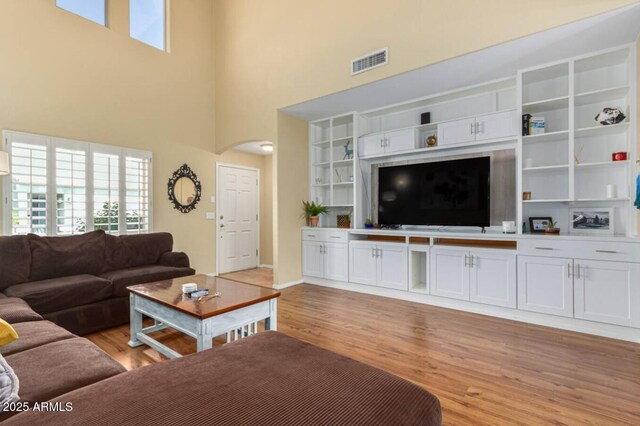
<box><xmin>130</xmin><ymin>0</ymin><xmax>166</xmax><ymax>51</ymax></box>
<box><xmin>56</xmin><ymin>0</ymin><xmax>107</xmax><ymax>26</ymax></box>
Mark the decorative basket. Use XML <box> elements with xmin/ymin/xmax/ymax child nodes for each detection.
<box><xmin>337</xmin><ymin>215</ymin><xmax>351</xmax><ymax>229</ymax></box>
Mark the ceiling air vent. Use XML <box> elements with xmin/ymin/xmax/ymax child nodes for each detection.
<box><xmin>351</xmin><ymin>47</ymin><xmax>388</xmax><ymax>75</ymax></box>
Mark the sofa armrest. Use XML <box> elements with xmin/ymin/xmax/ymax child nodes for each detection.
<box><xmin>158</xmin><ymin>252</ymin><xmax>191</xmax><ymax>268</ymax></box>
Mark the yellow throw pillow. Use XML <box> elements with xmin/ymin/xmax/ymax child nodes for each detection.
<box><xmin>0</xmin><ymin>319</ymin><xmax>18</xmax><ymax>346</ymax></box>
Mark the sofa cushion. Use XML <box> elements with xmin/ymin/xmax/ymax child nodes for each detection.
<box><xmin>0</xmin><ymin>299</ymin><xmax>43</xmax><ymax>324</ymax></box>
<box><xmin>28</xmin><ymin>231</ymin><xmax>106</xmax><ymax>282</ymax></box>
<box><xmin>4</xmin><ymin>275</ymin><xmax>113</xmax><ymax>315</ymax></box>
<box><xmin>5</xmin><ymin>337</ymin><xmax>125</xmax><ymax>404</ymax></box>
<box><xmin>101</xmin><ymin>265</ymin><xmax>195</xmax><ymax>297</ymax></box>
<box><xmin>103</xmin><ymin>232</ymin><xmax>174</xmax><ymax>272</ymax></box>
<box><xmin>0</xmin><ymin>321</ymin><xmax>75</xmax><ymax>357</ymax></box>
<box><xmin>0</xmin><ymin>236</ymin><xmax>31</xmax><ymax>291</ymax></box>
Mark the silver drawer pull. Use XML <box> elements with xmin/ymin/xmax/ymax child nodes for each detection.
<box><xmin>330</xmin><ymin>236</ymin><xmax>341</xmax><ymax>239</ymax></box>
<box><xmin>596</xmin><ymin>250</ymin><xmax>617</xmax><ymax>254</ymax></box>
<box><xmin>307</xmin><ymin>234</ymin><xmax>316</xmax><ymax>237</ymax></box>
<box><xmin>535</xmin><ymin>247</ymin><xmax>553</xmax><ymax>250</ymax></box>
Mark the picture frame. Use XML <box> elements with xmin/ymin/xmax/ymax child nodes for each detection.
<box><xmin>529</xmin><ymin>217</ymin><xmax>553</xmax><ymax>233</ymax></box>
<box><xmin>569</xmin><ymin>208</ymin><xmax>614</xmax><ymax>235</ymax></box>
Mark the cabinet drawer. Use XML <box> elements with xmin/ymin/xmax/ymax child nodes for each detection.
<box><xmin>302</xmin><ymin>229</ymin><xmax>326</xmax><ymax>241</ymax></box>
<box><xmin>302</xmin><ymin>229</ymin><xmax>348</xmax><ymax>243</ymax></box>
<box><xmin>519</xmin><ymin>239</ymin><xmax>640</xmax><ymax>263</ymax></box>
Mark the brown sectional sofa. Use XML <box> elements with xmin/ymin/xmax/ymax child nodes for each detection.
<box><xmin>0</xmin><ymin>231</ymin><xmax>195</xmax><ymax>335</ymax></box>
<box><xmin>0</xmin><ymin>299</ymin><xmax>126</xmax><ymax>421</ymax></box>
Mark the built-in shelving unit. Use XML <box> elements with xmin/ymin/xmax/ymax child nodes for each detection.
<box><xmin>519</xmin><ymin>45</ymin><xmax>636</xmax><ymax>235</ymax></box>
<box><xmin>309</xmin><ymin>113</ymin><xmax>357</xmax><ymax>228</ymax></box>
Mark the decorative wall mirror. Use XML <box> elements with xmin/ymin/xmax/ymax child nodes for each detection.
<box><xmin>168</xmin><ymin>164</ymin><xmax>202</xmax><ymax>213</ymax></box>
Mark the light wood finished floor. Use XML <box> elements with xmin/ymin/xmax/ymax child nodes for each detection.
<box><xmin>219</xmin><ymin>267</ymin><xmax>273</xmax><ymax>288</ymax></box>
<box><xmin>87</xmin><ymin>284</ymin><xmax>640</xmax><ymax>425</ymax></box>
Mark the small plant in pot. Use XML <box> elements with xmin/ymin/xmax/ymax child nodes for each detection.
<box><xmin>364</xmin><ymin>218</ymin><xmax>374</xmax><ymax>229</ymax></box>
<box><xmin>545</xmin><ymin>220</ymin><xmax>560</xmax><ymax>235</ymax></box>
<box><xmin>302</xmin><ymin>201</ymin><xmax>328</xmax><ymax>228</ymax></box>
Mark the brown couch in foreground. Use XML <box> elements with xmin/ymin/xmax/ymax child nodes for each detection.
<box><xmin>0</xmin><ymin>299</ymin><xmax>126</xmax><ymax>421</ymax></box>
<box><xmin>4</xmin><ymin>331</ymin><xmax>442</xmax><ymax>426</ymax></box>
<box><xmin>0</xmin><ymin>231</ymin><xmax>195</xmax><ymax>335</ymax></box>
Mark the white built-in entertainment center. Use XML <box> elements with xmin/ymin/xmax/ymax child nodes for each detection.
<box><xmin>304</xmin><ymin>44</ymin><xmax>640</xmax><ymax>342</ymax></box>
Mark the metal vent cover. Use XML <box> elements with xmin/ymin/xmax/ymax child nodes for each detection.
<box><xmin>351</xmin><ymin>48</ymin><xmax>388</xmax><ymax>75</ymax></box>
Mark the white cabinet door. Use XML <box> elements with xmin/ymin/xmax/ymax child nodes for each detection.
<box><xmin>376</xmin><ymin>243</ymin><xmax>408</xmax><ymax>290</ymax></box>
<box><xmin>475</xmin><ymin>110</ymin><xmax>518</xmax><ymax>141</ymax></box>
<box><xmin>430</xmin><ymin>247</ymin><xmax>469</xmax><ymax>300</ymax></box>
<box><xmin>358</xmin><ymin>134</ymin><xmax>386</xmax><ymax>158</ymax></box>
<box><xmin>437</xmin><ymin>117</ymin><xmax>476</xmax><ymax>146</ymax></box>
<box><xmin>384</xmin><ymin>129</ymin><xmax>416</xmax><ymax>154</ymax></box>
<box><xmin>574</xmin><ymin>259</ymin><xmax>640</xmax><ymax>327</ymax></box>
<box><xmin>324</xmin><ymin>242</ymin><xmax>349</xmax><ymax>282</ymax></box>
<box><xmin>302</xmin><ymin>241</ymin><xmax>324</xmax><ymax>278</ymax></box>
<box><xmin>517</xmin><ymin>256</ymin><xmax>573</xmax><ymax>317</ymax></box>
<box><xmin>349</xmin><ymin>243</ymin><xmax>378</xmax><ymax>286</ymax></box>
<box><xmin>469</xmin><ymin>251</ymin><xmax>517</xmax><ymax>308</ymax></box>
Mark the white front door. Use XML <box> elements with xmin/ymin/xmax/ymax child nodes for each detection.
<box><xmin>218</xmin><ymin>165</ymin><xmax>259</xmax><ymax>274</ymax></box>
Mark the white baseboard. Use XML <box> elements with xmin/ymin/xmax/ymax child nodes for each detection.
<box><xmin>273</xmin><ymin>279</ymin><xmax>303</xmax><ymax>290</ymax></box>
<box><xmin>303</xmin><ymin>276</ymin><xmax>640</xmax><ymax>344</ymax></box>
<box><xmin>259</xmin><ymin>264</ymin><xmax>273</xmax><ymax>269</ymax></box>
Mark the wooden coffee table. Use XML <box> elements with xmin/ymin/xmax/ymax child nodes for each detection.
<box><xmin>127</xmin><ymin>274</ymin><xmax>280</xmax><ymax>358</ymax></box>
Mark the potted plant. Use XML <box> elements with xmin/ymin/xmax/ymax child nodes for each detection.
<box><xmin>302</xmin><ymin>201</ymin><xmax>328</xmax><ymax>228</ymax></box>
<box><xmin>364</xmin><ymin>218</ymin><xmax>374</xmax><ymax>229</ymax></box>
<box><xmin>545</xmin><ymin>220</ymin><xmax>560</xmax><ymax>235</ymax></box>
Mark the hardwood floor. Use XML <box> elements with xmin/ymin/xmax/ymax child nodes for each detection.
<box><xmin>219</xmin><ymin>267</ymin><xmax>273</xmax><ymax>288</ymax></box>
<box><xmin>87</xmin><ymin>284</ymin><xmax>640</xmax><ymax>425</ymax></box>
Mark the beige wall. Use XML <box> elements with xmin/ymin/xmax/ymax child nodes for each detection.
<box><xmin>0</xmin><ymin>0</ymin><xmax>275</xmax><ymax>273</ymax></box>
<box><xmin>213</xmin><ymin>0</ymin><xmax>638</xmax><ymax>284</ymax></box>
<box><xmin>213</xmin><ymin>0</ymin><xmax>637</xmax><ymax>150</ymax></box>
<box><xmin>260</xmin><ymin>155</ymin><xmax>274</xmax><ymax>266</ymax></box>
<box><xmin>273</xmin><ymin>112</ymin><xmax>308</xmax><ymax>285</ymax></box>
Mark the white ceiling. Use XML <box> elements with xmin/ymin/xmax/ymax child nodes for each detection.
<box><xmin>282</xmin><ymin>3</ymin><xmax>640</xmax><ymax>121</ymax></box>
<box><xmin>232</xmin><ymin>140</ymin><xmax>273</xmax><ymax>156</ymax></box>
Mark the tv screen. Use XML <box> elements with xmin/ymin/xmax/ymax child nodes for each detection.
<box><xmin>378</xmin><ymin>157</ymin><xmax>490</xmax><ymax>227</ymax></box>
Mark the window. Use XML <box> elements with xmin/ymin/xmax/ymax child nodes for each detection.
<box><xmin>130</xmin><ymin>0</ymin><xmax>166</xmax><ymax>51</ymax></box>
<box><xmin>56</xmin><ymin>0</ymin><xmax>106</xmax><ymax>26</ymax></box>
<box><xmin>3</xmin><ymin>131</ymin><xmax>152</xmax><ymax>236</ymax></box>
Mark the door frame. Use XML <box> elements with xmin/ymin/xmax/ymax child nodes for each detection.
<box><xmin>215</xmin><ymin>162</ymin><xmax>260</xmax><ymax>275</ymax></box>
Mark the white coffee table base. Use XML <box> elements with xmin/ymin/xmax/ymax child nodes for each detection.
<box><xmin>128</xmin><ymin>293</ymin><xmax>278</xmax><ymax>359</ymax></box>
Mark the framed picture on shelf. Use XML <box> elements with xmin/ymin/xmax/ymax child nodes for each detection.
<box><xmin>569</xmin><ymin>208</ymin><xmax>614</xmax><ymax>235</ymax></box>
<box><xmin>529</xmin><ymin>217</ymin><xmax>553</xmax><ymax>233</ymax></box>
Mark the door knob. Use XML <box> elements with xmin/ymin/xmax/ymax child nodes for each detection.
<box><xmin>220</xmin><ymin>215</ymin><xmax>224</xmax><ymax>220</ymax></box>
<box><xmin>220</xmin><ymin>224</ymin><xmax>225</xmax><ymax>228</ymax></box>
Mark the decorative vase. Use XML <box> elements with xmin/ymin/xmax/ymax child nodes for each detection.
<box><xmin>309</xmin><ymin>216</ymin><xmax>319</xmax><ymax>228</ymax></box>
<box><xmin>545</xmin><ymin>228</ymin><xmax>560</xmax><ymax>235</ymax></box>
<box><xmin>364</xmin><ymin>223</ymin><xmax>374</xmax><ymax>229</ymax></box>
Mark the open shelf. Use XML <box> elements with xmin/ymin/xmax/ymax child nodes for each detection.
<box><xmin>523</xmin><ymin>130</ymin><xmax>569</xmax><ymax>143</ymax></box>
<box><xmin>523</xmin><ymin>165</ymin><xmax>569</xmax><ymax>172</ymax></box>
<box><xmin>522</xmin><ymin>63</ymin><xmax>569</xmax><ymax>104</ymax></box>
<box><xmin>522</xmin><ymin>96</ymin><xmax>569</xmax><ymax>113</ymax></box>
<box><xmin>575</xmin><ymin>122</ymin><xmax>630</xmax><ymax>137</ymax></box>
<box><xmin>574</xmin><ymin>85</ymin><xmax>630</xmax><ymax>106</ymax></box>
<box><xmin>523</xmin><ymin>199</ymin><xmax>571</xmax><ymax>203</ymax></box>
<box><xmin>575</xmin><ymin>160</ymin><xmax>628</xmax><ymax>170</ymax></box>
<box><xmin>332</xmin><ymin>160</ymin><xmax>353</xmax><ymax>167</ymax></box>
<box><xmin>313</xmin><ymin>161</ymin><xmax>330</xmax><ymax>167</ymax></box>
<box><xmin>574</xmin><ymin>198</ymin><xmax>630</xmax><ymax>202</ymax></box>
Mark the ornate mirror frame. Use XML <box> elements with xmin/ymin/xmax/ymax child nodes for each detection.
<box><xmin>167</xmin><ymin>164</ymin><xmax>202</xmax><ymax>213</ymax></box>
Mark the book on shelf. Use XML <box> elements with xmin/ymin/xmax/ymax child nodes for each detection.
<box><xmin>529</xmin><ymin>117</ymin><xmax>545</xmax><ymax>135</ymax></box>
<box><xmin>522</xmin><ymin>114</ymin><xmax>531</xmax><ymax>136</ymax></box>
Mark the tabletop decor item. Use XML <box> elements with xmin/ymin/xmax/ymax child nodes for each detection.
<box><xmin>426</xmin><ymin>135</ymin><xmax>437</xmax><ymax>148</ymax></box>
<box><xmin>569</xmin><ymin>208</ymin><xmax>614</xmax><ymax>235</ymax></box>
<box><xmin>168</xmin><ymin>164</ymin><xmax>202</xmax><ymax>213</ymax></box>
<box><xmin>545</xmin><ymin>220</ymin><xmax>560</xmax><ymax>235</ymax></box>
<box><xmin>302</xmin><ymin>201</ymin><xmax>328</xmax><ymax>227</ymax></box>
<box><xmin>595</xmin><ymin>107</ymin><xmax>626</xmax><ymax>125</ymax></box>
<box><xmin>529</xmin><ymin>217</ymin><xmax>553</xmax><ymax>234</ymax></box>
<box><xmin>337</xmin><ymin>214</ymin><xmax>351</xmax><ymax>229</ymax></box>
<box><xmin>612</xmin><ymin>152</ymin><xmax>628</xmax><ymax>161</ymax></box>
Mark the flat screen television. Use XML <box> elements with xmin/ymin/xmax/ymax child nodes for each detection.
<box><xmin>378</xmin><ymin>157</ymin><xmax>490</xmax><ymax>227</ymax></box>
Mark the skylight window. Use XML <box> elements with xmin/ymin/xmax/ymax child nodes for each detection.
<box><xmin>56</xmin><ymin>0</ymin><xmax>106</xmax><ymax>26</ymax></box>
<box><xmin>130</xmin><ymin>0</ymin><xmax>166</xmax><ymax>51</ymax></box>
